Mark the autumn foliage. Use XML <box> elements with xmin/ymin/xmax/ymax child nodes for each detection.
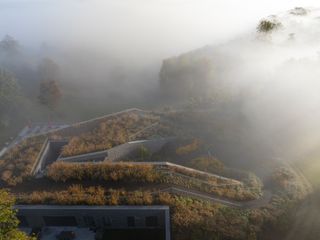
<box><xmin>15</xmin><ymin>185</ymin><xmax>264</xmax><ymax>240</ymax></box>
<box><xmin>57</xmin><ymin>112</ymin><xmax>159</xmax><ymax>157</ymax></box>
<box><xmin>175</xmin><ymin>139</ymin><xmax>201</xmax><ymax>155</ymax></box>
<box><xmin>0</xmin><ymin>136</ymin><xmax>46</xmax><ymax>185</ymax></box>
<box><xmin>47</xmin><ymin>162</ymin><xmax>160</xmax><ymax>183</ymax></box>
<box><xmin>46</xmin><ymin>162</ymin><xmax>260</xmax><ymax>201</ymax></box>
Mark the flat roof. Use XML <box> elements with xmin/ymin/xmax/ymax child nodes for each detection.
<box><xmin>15</xmin><ymin>205</ymin><xmax>170</xmax><ymax>210</ymax></box>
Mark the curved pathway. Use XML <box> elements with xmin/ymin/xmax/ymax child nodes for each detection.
<box><xmin>158</xmin><ymin>186</ymin><xmax>272</xmax><ymax>209</ymax></box>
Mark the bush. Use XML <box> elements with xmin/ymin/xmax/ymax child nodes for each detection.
<box><xmin>176</xmin><ymin>139</ymin><xmax>201</xmax><ymax>155</ymax></box>
<box><xmin>20</xmin><ymin>185</ymin><xmax>106</xmax><ymax>205</ymax></box>
<box><xmin>257</xmin><ymin>19</ymin><xmax>282</xmax><ymax>33</ymax></box>
<box><xmin>46</xmin><ymin>162</ymin><xmax>259</xmax><ymax>201</ymax></box>
<box><xmin>0</xmin><ymin>136</ymin><xmax>46</xmax><ymax>185</ymax></box>
<box><xmin>188</xmin><ymin>156</ymin><xmax>224</xmax><ymax>173</ymax></box>
<box><xmin>16</xmin><ymin>165</ymin><xmax>309</xmax><ymax>240</ymax></box>
<box><xmin>290</xmin><ymin>7</ymin><xmax>308</xmax><ymax>16</ymax></box>
<box><xmin>58</xmin><ymin>112</ymin><xmax>159</xmax><ymax>157</ymax></box>
<box><xmin>47</xmin><ymin>162</ymin><xmax>161</xmax><ymax>183</ymax></box>
<box><xmin>138</xmin><ymin>145</ymin><xmax>151</xmax><ymax>161</ymax></box>
<box><xmin>0</xmin><ymin>189</ymin><xmax>33</xmax><ymax>240</ymax></box>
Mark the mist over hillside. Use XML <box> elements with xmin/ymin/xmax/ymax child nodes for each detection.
<box><xmin>3</xmin><ymin>7</ymin><xmax>320</xmax><ymax>171</ymax></box>
<box><xmin>2</xmin><ymin>2</ymin><xmax>320</xmax><ymax>240</ymax></box>
<box><xmin>160</xmin><ymin>8</ymin><xmax>320</xmax><ymax>168</ymax></box>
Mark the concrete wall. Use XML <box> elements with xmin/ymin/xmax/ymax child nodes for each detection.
<box><xmin>33</xmin><ymin>138</ymin><xmax>173</xmax><ymax>173</ymax></box>
<box><xmin>55</xmin><ymin>138</ymin><xmax>170</xmax><ymax>164</ymax></box>
<box><xmin>31</xmin><ymin>138</ymin><xmax>49</xmax><ymax>175</ymax></box>
<box><xmin>106</xmin><ymin>138</ymin><xmax>172</xmax><ymax>162</ymax></box>
<box><xmin>58</xmin><ymin>150</ymin><xmax>108</xmax><ymax>163</ymax></box>
<box><xmin>32</xmin><ymin>140</ymin><xmax>68</xmax><ymax>176</ymax></box>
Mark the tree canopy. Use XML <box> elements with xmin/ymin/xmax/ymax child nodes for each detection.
<box><xmin>0</xmin><ymin>189</ymin><xmax>32</xmax><ymax>240</ymax></box>
<box><xmin>38</xmin><ymin>58</ymin><xmax>62</xmax><ymax>108</ymax></box>
<box><xmin>0</xmin><ymin>35</ymin><xmax>19</xmax><ymax>56</ymax></box>
<box><xmin>0</xmin><ymin>69</ymin><xmax>19</xmax><ymax>128</ymax></box>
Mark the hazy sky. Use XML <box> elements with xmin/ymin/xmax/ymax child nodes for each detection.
<box><xmin>1</xmin><ymin>0</ymin><xmax>320</xmax><ymax>62</ymax></box>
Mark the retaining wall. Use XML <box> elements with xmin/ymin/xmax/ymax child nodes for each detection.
<box><xmin>106</xmin><ymin>138</ymin><xmax>173</xmax><ymax>162</ymax></box>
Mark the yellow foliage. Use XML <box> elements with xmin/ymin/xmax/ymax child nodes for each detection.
<box><xmin>176</xmin><ymin>139</ymin><xmax>201</xmax><ymax>156</ymax></box>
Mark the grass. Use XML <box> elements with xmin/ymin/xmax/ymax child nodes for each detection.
<box><xmin>0</xmin><ymin>135</ymin><xmax>46</xmax><ymax>185</ymax></box>
<box><xmin>46</xmin><ymin>161</ymin><xmax>260</xmax><ymax>201</ymax></box>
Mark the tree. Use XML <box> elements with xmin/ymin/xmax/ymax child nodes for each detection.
<box><xmin>159</xmin><ymin>55</ymin><xmax>214</xmax><ymax>100</ymax></box>
<box><xmin>38</xmin><ymin>58</ymin><xmax>62</xmax><ymax>108</ymax></box>
<box><xmin>38</xmin><ymin>79</ymin><xmax>61</xmax><ymax>108</ymax></box>
<box><xmin>0</xmin><ymin>189</ymin><xmax>33</xmax><ymax>240</ymax></box>
<box><xmin>0</xmin><ymin>35</ymin><xmax>19</xmax><ymax>56</ymax></box>
<box><xmin>0</xmin><ymin>69</ymin><xmax>19</xmax><ymax>128</ymax></box>
<box><xmin>257</xmin><ymin>19</ymin><xmax>282</xmax><ymax>33</ymax></box>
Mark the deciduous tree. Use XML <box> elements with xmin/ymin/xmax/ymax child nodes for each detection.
<box><xmin>38</xmin><ymin>58</ymin><xmax>62</xmax><ymax>108</ymax></box>
<box><xmin>0</xmin><ymin>189</ymin><xmax>33</xmax><ymax>240</ymax></box>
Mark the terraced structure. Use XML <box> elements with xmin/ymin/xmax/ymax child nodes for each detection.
<box><xmin>0</xmin><ymin>108</ymin><xmax>312</xmax><ymax>240</ymax></box>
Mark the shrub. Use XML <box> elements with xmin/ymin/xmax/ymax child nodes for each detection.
<box><xmin>0</xmin><ymin>189</ymin><xmax>33</xmax><ymax>240</ymax></box>
<box><xmin>188</xmin><ymin>156</ymin><xmax>224</xmax><ymax>173</ymax></box>
<box><xmin>176</xmin><ymin>139</ymin><xmax>201</xmax><ymax>155</ymax></box>
<box><xmin>138</xmin><ymin>145</ymin><xmax>151</xmax><ymax>161</ymax></box>
<box><xmin>47</xmin><ymin>162</ymin><xmax>161</xmax><ymax>183</ymax></box>
<box><xmin>58</xmin><ymin>112</ymin><xmax>159</xmax><ymax>157</ymax></box>
<box><xmin>0</xmin><ymin>136</ymin><xmax>46</xmax><ymax>185</ymax></box>
<box><xmin>21</xmin><ymin>185</ymin><xmax>106</xmax><ymax>205</ymax></box>
<box><xmin>257</xmin><ymin>19</ymin><xmax>282</xmax><ymax>33</ymax></box>
<box><xmin>46</xmin><ymin>162</ymin><xmax>259</xmax><ymax>201</ymax></box>
<box><xmin>290</xmin><ymin>7</ymin><xmax>308</xmax><ymax>16</ymax></box>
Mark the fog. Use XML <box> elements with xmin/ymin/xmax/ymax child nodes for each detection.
<box><xmin>1</xmin><ymin>0</ymin><xmax>319</xmax><ymax>63</ymax></box>
<box><xmin>3</xmin><ymin>2</ymin><xmax>320</xmax><ymax>239</ymax></box>
<box><xmin>2</xmin><ymin>0</ymin><xmax>320</xmax><ymax>166</ymax></box>
<box><xmin>200</xmin><ymin>8</ymin><xmax>320</xmax><ymax>167</ymax></box>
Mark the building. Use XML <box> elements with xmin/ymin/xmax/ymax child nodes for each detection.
<box><xmin>16</xmin><ymin>205</ymin><xmax>171</xmax><ymax>240</ymax></box>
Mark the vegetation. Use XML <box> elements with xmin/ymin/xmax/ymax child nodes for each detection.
<box><xmin>271</xmin><ymin>166</ymin><xmax>311</xmax><ymax>200</ymax></box>
<box><xmin>138</xmin><ymin>145</ymin><xmax>151</xmax><ymax>161</ymax></box>
<box><xmin>149</xmin><ymin>138</ymin><xmax>207</xmax><ymax>163</ymax></box>
<box><xmin>290</xmin><ymin>7</ymin><xmax>308</xmax><ymax>16</ymax></box>
<box><xmin>17</xmin><ymin>165</ymin><xmax>310</xmax><ymax>240</ymax></box>
<box><xmin>0</xmin><ymin>35</ymin><xmax>19</xmax><ymax>55</ymax></box>
<box><xmin>188</xmin><ymin>156</ymin><xmax>224</xmax><ymax>173</ymax></box>
<box><xmin>16</xmin><ymin>185</ymin><xmax>252</xmax><ymax>239</ymax></box>
<box><xmin>38</xmin><ymin>80</ymin><xmax>61</xmax><ymax>108</ymax></box>
<box><xmin>257</xmin><ymin>19</ymin><xmax>282</xmax><ymax>33</ymax></box>
<box><xmin>175</xmin><ymin>138</ymin><xmax>201</xmax><ymax>155</ymax></box>
<box><xmin>159</xmin><ymin>54</ymin><xmax>214</xmax><ymax>100</ymax></box>
<box><xmin>38</xmin><ymin>58</ymin><xmax>62</xmax><ymax>108</ymax></box>
<box><xmin>0</xmin><ymin>69</ymin><xmax>20</xmax><ymax>129</ymax></box>
<box><xmin>56</xmin><ymin>111</ymin><xmax>159</xmax><ymax>157</ymax></box>
<box><xmin>0</xmin><ymin>189</ymin><xmax>33</xmax><ymax>240</ymax></box>
<box><xmin>0</xmin><ymin>136</ymin><xmax>46</xmax><ymax>186</ymax></box>
<box><xmin>47</xmin><ymin>162</ymin><xmax>160</xmax><ymax>183</ymax></box>
<box><xmin>46</xmin><ymin>161</ymin><xmax>260</xmax><ymax>201</ymax></box>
